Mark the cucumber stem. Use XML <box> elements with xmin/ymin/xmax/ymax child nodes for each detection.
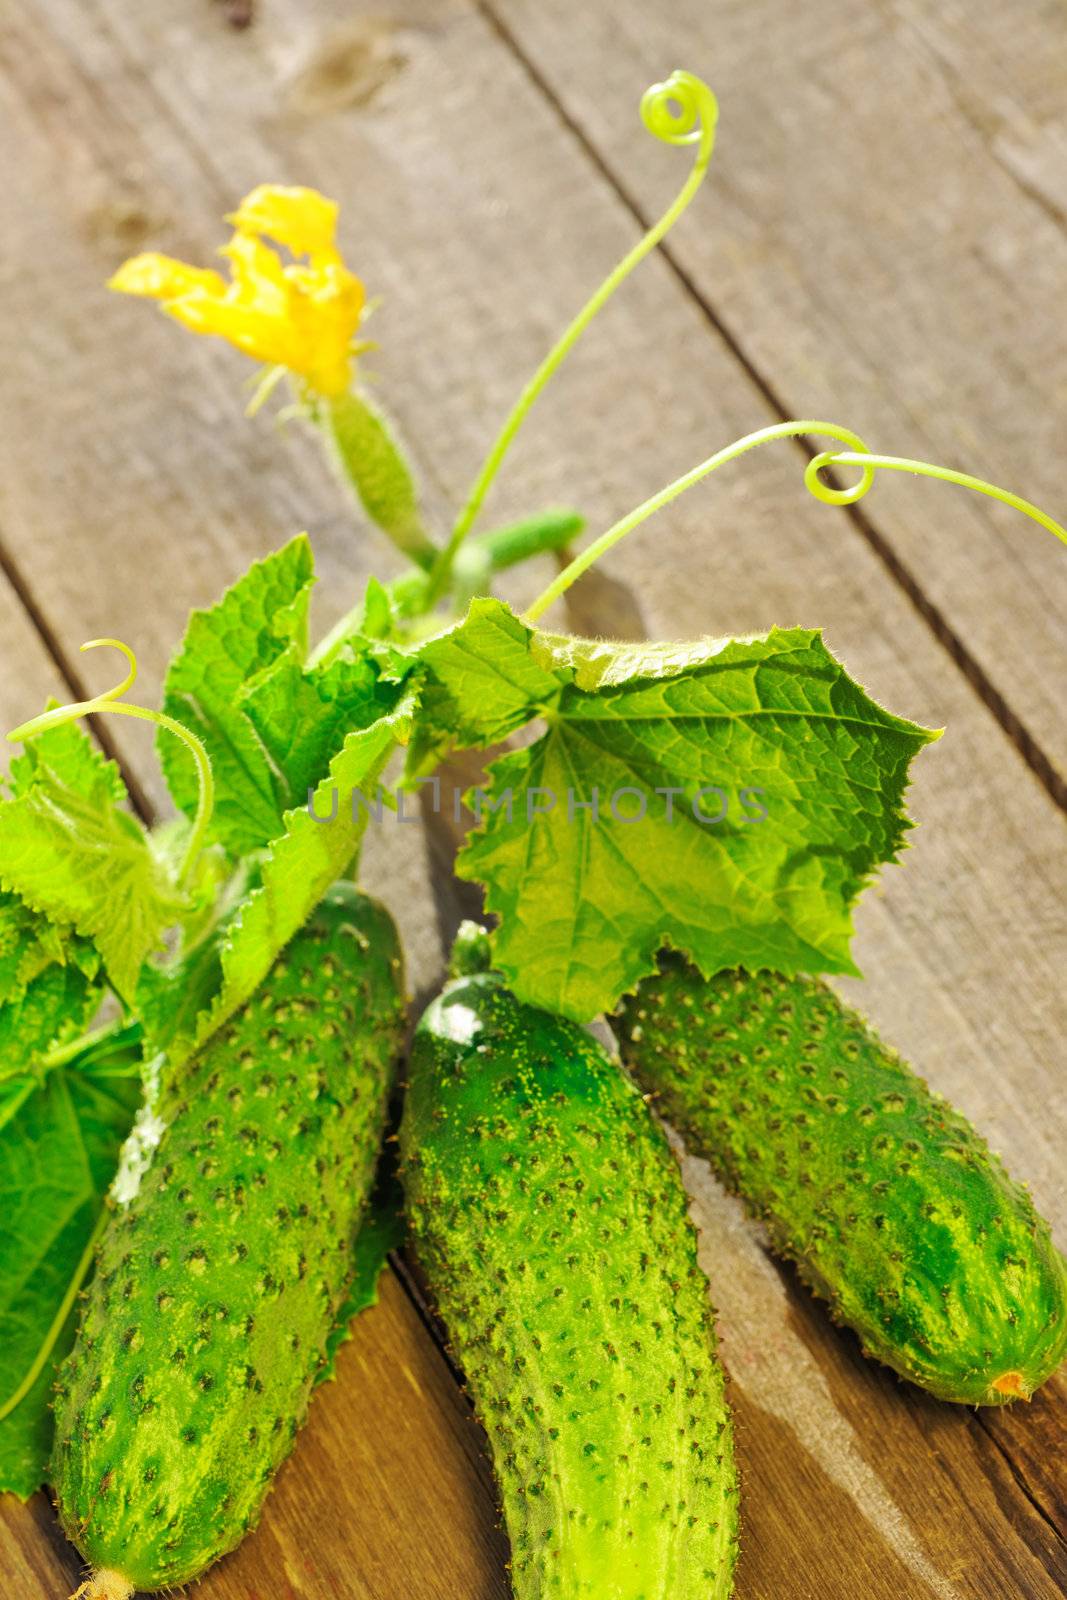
<box><xmin>807</xmin><ymin>450</ymin><xmax>1067</xmax><ymax>545</ymax></box>
<box><xmin>72</xmin><ymin>1570</ymin><xmax>134</xmax><ymax>1600</ymax></box>
<box><xmin>523</xmin><ymin>420</ymin><xmax>868</xmax><ymax>621</ymax></box>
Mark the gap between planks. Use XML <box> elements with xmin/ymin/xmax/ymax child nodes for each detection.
<box><xmin>472</xmin><ymin>0</ymin><xmax>1067</xmax><ymax>816</ymax></box>
<box><xmin>0</xmin><ymin>531</ymin><xmax>155</xmax><ymax>821</ymax></box>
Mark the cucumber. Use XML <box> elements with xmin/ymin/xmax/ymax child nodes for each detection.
<box><xmin>51</xmin><ymin>884</ymin><xmax>406</xmax><ymax>1598</ymax></box>
<box><xmin>616</xmin><ymin>958</ymin><xmax>1067</xmax><ymax>1406</ymax></box>
<box><xmin>400</xmin><ymin>929</ymin><xmax>739</xmax><ymax>1599</ymax></box>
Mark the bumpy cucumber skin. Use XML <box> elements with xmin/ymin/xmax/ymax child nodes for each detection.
<box><xmin>51</xmin><ymin>885</ymin><xmax>406</xmax><ymax>1591</ymax></box>
<box><xmin>401</xmin><ymin>973</ymin><xmax>739</xmax><ymax>1600</ymax></box>
<box><xmin>616</xmin><ymin>959</ymin><xmax>1067</xmax><ymax>1405</ymax></box>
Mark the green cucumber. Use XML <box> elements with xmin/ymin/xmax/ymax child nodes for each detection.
<box><xmin>616</xmin><ymin>958</ymin><xmax>1067</xmax><ymax>1406</ymax></box>
<box><xmin>51</xmin><ymin>884</ymin><xmax>406</xmax><ymax>1598</ymax></box>
<box><xmin>400</xmin><ymin>928</ymin><xmax>739</xmax><ymax>1599</ymax></box>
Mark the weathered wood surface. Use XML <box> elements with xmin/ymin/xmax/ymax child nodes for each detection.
<box><xmin>482</xmin><ymin>0</ymin><xmax>1067</xmax><ymax>788</ymax></box>
<box><xmin>0</xmin><ymin>1</ymin><xmax>1064</xmax><ymax>1597</ymax></box>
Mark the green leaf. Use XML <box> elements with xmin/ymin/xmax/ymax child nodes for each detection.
<box><xmin>0</xmin><ymin>724</ymin><xmax>184</xmax><ymax>1003</ymax></box>
<box><xmin>6</xmin><ymin>716</ymin><xmax>127</xmax><ymax>808</ymax></box>
<box><xmin>0</xmin><ymin>1058</ymin><xmax>141</xmax><ymax>1498</ymax></box>
<box><xmin>170</xmin><ymin>692</ymin><xmax>416</xmax><ymax>1068</ymax></box>
<box><xmin>160</xmin><ymin>535</ymin><xmax>316</xmax><ymax>855</ymax></box>
<box><xmin>318</xmin><ymin>1150</ymin><xmax>404</xmax><ymax>1386</ymax></box>
<box><xmin>0</xmin><ymin>963</ymin><xmax>100</xmax><ymax>1100</ymax></box>
<box><xmin>448</xmin><ymin>611</ymin><xmax>937</xmax><ymax>1018</ymax></box>
<box><xmin>0</xmin><ymin>891</ymin><xmax>97</xmax><ymax>1012</ymax></box>
<box><xmin>241</xmin><ymin>646</ymin><xmax>404</xmax><ymax>814</ymax></box>
<box><xmin>161</xmin><ymin>535</ymin><xmax>413</xmax><ymax>855</ymax></box>
<box><xmin>407</xmin><ymin>596</ymin><xmax>562</xmax><ymax>772</ymax></box>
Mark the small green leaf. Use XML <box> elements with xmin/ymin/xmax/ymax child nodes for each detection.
<box><xmin>241</xmin><ymin>646</ymin><xmax>404</xmax><ymax>814</ymax></box>
<box><xmin>0</xmin><ymin>726</ymin><xmax>184</xmax><ymax>1003</ymax></box>
<box><xmin>0</xmin><ymin>891</ymin><xmax>97</xmax><ymax>1014</ymax></box>
<box><xmin>0</xmin><ymin>1058</ymin><xmax>141</xmax><ymax>1498</ymax></box>
<box><xmin>170</xmin><ymin>691</ymin><xmax>416</xmax><ymax>1068</ymax></box>
<box><xmin>160</xmin><ymin>534</ymin><xmax>316</xmax><ymax>855</ymax></box>
<box><xmin>360</xmin><ymin>576</ymin><xmax>394</xmax><ymax>640</ymax></box>
<box><xmin>0</xmin><ymin>962</ymin><xmax>100</xmax><ymax>1099</ymax></box>
<box><xmin>7</xmin><ymin>716</ymin><xmax>126</xmax><ymax>808</ymax></box>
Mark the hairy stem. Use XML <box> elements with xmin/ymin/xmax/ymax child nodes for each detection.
<box><xmin>523</xmin><ymin>424</ymin><xmax>1067</xmax><ymax>623</ymax></box>
<box><xmin>425</xmin><ymin>70</ymin><xmax>719</xmax><ymax>605</ymax></box>
<box><xmin>7</xmin><ymin>639</ymin><xmax>215</xmax><ymax>885</ymax></box>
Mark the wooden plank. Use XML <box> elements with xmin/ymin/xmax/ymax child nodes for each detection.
<box><xmin>0</xmin><ymin>2</ymin><xmax>1064</xmax><ymax>1596</ymax></box>
<box><xmin>481</xmin><ymin>0</ymin><xmax>1067</xmax><ymax>781</ymax></box>
<box><xmin>0</xmin><ymin>576</ymin><xmax>70</xmax><ymax>773</ymax></box>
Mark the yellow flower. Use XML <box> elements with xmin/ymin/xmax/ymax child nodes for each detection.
<box><xmin>109</xmin><ymin>185</ymin><xmax>365</xmax><ymax>398</ymax></box>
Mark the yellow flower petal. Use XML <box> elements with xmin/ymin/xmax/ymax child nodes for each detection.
<box><xmin>228</xmin><ymin>185</ymin><xmax>339</xmax><ymax>258</ymax></box>
<box><xmin>109</xmin><ymin>191</ymin><xmax>367</xmax><ymax>396</ymax></box>
<box><xmin>164</xmin><ymin>295</ymin><xmax>296</xmax><ymax>372</ymax></box>
<box><xmin>109</xmin><ymin>252</ymin><xmax>227</xmax><ymax>302</ymax></box>
<box><xmin>284</xmin><ymin>263</ymin><xmax>365</xmax><ymax>396</ymax></box>
<box><xmin>221</xmin><ymin>232</ymin><xmax>289</xmax><ymax>305</ymax></box>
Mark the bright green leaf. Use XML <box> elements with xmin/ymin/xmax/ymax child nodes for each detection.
<box><xmin>0</xmin><ymin>892</ymin><xmax>97</xmax><ymax>1012</ymax></box>
<box><xmin>0</xmin><ymin>728</ymin><xmax>184</xmax><ymax>1003</ymax></box>
<box><xmin>454</xmin><ymin>619</ymin><xmax>938</xmax><ymax>1018</ymax></box>
<box><xmin>160</xmin><ymin>535</ymin><xmax>316</xmax><ymax>855</ymax></box>
<box><xmin>6</xmin><ymin>716</ymin><xmax>126</xmax><ymax>809</ymax></box>
<box><xmin>241</xmin><ymin>646</ymin><xmax>405</xmax><ymax>816</ymax></box>
<box><xmin>0</xmin><ymin>962</ymin><xmax>100</xmax><ymax>1098</ymax></box>
<box><xmin>170</xmin><ymin>692</ymin><xmax>416</xmax><ymax>1068</ymax></box>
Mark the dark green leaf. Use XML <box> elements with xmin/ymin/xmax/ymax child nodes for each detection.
<box><xmin>0</xmin><ymin>1060</ymin><xmax>141</xmax><ymax>1498</ymax></box>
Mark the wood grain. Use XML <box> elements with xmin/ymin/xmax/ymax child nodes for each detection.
<box><xmin>0</xmin><ymin>576</ymin><xmax>70</xmax><ymax>772</ymax></box>
<box><xmin>481</xmin><ymin>0</ymin><xmax>1067</xmax><ymax>782</ymax></box>
<box><xmin>0</xmin><ymin>1</ymin><xmax>1064</xmax><ymax>1597</ymax></box>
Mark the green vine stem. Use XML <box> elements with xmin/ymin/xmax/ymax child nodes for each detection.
<box><xmin>805</xmin><ymin>449</ymin><xmax>1067</xmax><ymax>543</ymax></box>
<box><xmin>38</xmin><ymin>1017</ymin><xmax>140</xmax><ymax>1077</ymax></box>
<box><xmin>522</xmin><ymin>422</ymin><xmax>1067</xmax><ymax>623</ymax></box>
<box><xmin>424</xmin><ymin>69</ymin><xmax>720</xmax><ymax>606</ymax></box>
<box><xmin>0</xmin><ymin>1207</ymin><xmax>110</xmax><ymax>1424</ymax></box>
<box><xmin>7</xmin><ymin>639</ymin><xmax>215</xmax><ymax>885</ymax></box>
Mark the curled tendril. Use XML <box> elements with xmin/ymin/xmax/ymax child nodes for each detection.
<box><xmin>805</xmin><ymin>449</ymin><xmax>1067</xmax><ymax>547</ymax></box>
<box><xmin>7</xmin><ymin>638</ymin><xmax>215</xmax><ymax>885</ymax></box>
<box><xmin>523</xmin><ymin>421</ymin><xmax>1066</xmax><ymax>623</ymax></box>
<box><xmin>425</xmin><ymin>69</ymin><xmax>721</xmax><ymax>605</ymax></box>
<box><xmin>640</xmin><ymin>69</ymin><xmax>719</xmax><ymax>165</ymax></box>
